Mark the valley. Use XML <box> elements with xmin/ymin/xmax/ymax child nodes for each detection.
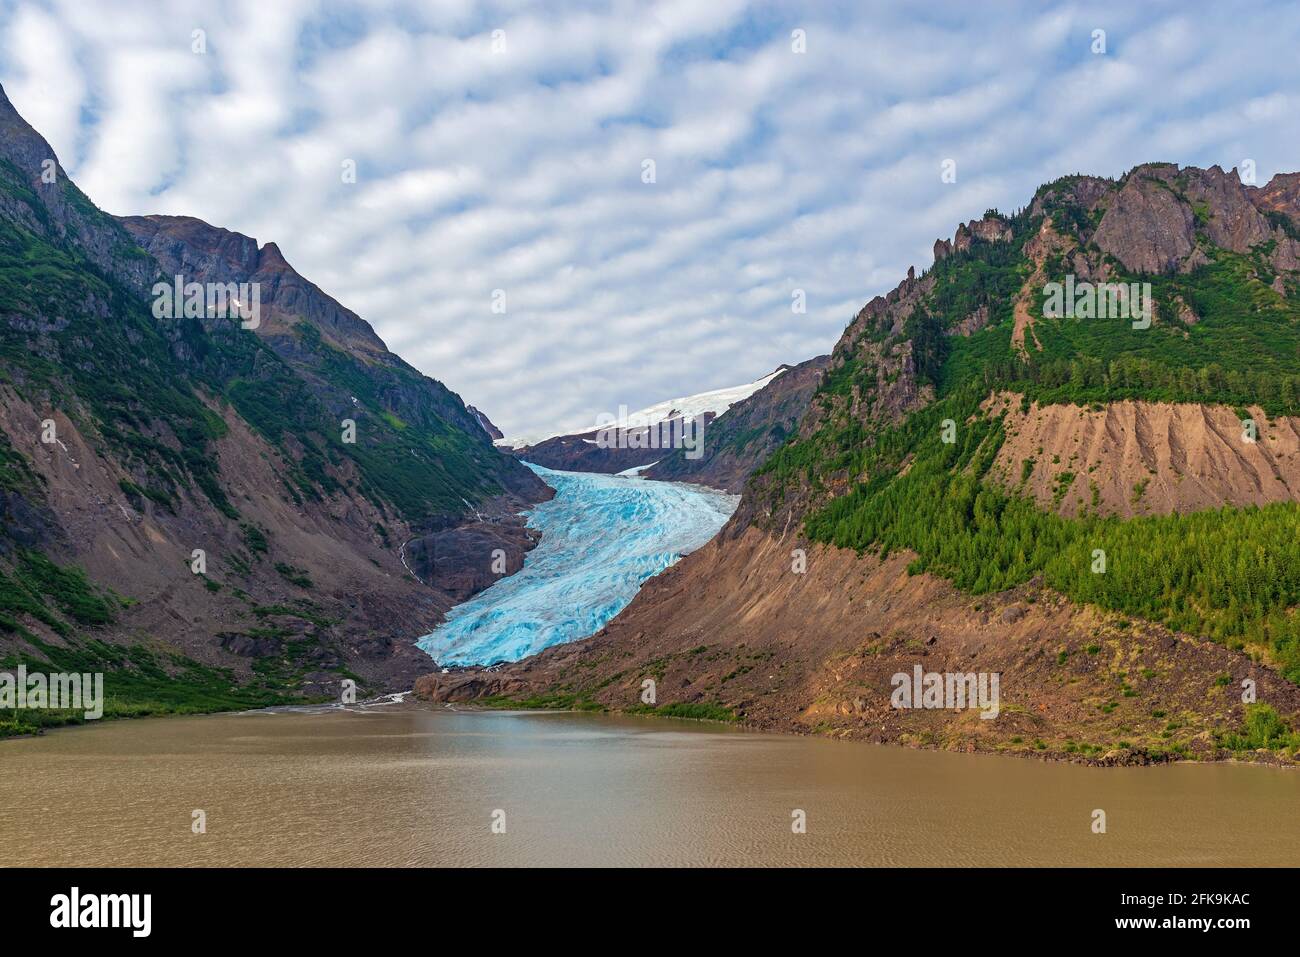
<box><xmin>416</xmin><ymin>165</ymin><xmax>1300</xmax><ymax>767</ymax></box>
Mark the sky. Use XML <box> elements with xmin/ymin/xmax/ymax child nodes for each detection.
<box><xmin>1</xmin><ymin>0</ymin><xmax>1298</xmax><ymax>439</ymax></box>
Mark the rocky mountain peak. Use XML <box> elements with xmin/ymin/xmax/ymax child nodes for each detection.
<box><xmin>0</xmin><ymin>81</ymin><xmax>61</xmax><ymax>179</ymax></box>
<box><xmin>119</xmin><ymin>213</ymin><xmax>391</xmax><ymax>357</ymax></box>
<box><xmin>934</xmin><ymin>212</ymin><xmax>1012</xmax><ymax>262</ymax></box>
<box><xmin>1008</xmin><ymin>162</ymin><xmax>1299</xmax><ymax>280</ymax></box>
<box><xmin>1253</xmin><ymin>172</ymin><xmax>1300</xmax><ymax>219</ymax></box>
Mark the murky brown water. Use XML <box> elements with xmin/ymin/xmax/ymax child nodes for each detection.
<box><xmin>2</xmin><ymin>704</ymin><xmax>1297</xmax><ymax>866</ymax></box>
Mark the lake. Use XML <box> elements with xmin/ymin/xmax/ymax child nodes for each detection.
<box><xmin>2</xmin><ymin>703</ymin><xmax>1296</xmax><ymax>867</ymax></box>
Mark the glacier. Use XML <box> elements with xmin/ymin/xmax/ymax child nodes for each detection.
<box><xmin>416</xmin><ymin>464</ymin><xmax>738</xmax><ymax>665</ymax></box>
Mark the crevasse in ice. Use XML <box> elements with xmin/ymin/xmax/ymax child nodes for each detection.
<box><xmin>416</xmin><ymin>463</ymin><xmax>738</xmax><ymax>665</ymax></box>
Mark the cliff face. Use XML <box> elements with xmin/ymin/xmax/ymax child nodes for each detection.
<box><xmin>646</xmin><ymin>356</ymin><xmax>830</xmax><ymax>492</ymax></box>
<box><xmin>513</xmin><ymin>368</ymin><xmax>795</xmax><ymax>478</ymax></box>
<box><xmin>418</xmin><ymin>162</ymin><xmax>1300</xmax><ymax>765</ymax></box>
<box><xmin>0</xmin><ymin>84</ymin><xmax>546</xmax><ymax>702</ymax></box>
<box><xmin>514</xmin><ymin>424</ymin><xmax>689</xmax><ymax>475</ymax></box>
<box><xmin>117</xmin><ymin>213</ymin><xmax>548</xmax><ymax>512</ymax></box>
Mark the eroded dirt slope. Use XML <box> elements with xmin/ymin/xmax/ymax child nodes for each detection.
<box><xmin>988</xmin><ymin>394</ymin><xmax>1300</xmax><ymax>517</ymax></box>
<box><xmin>417</xmin><ymin>525</ymin><xmax>1300</xmax><ymax>763</ymax></box>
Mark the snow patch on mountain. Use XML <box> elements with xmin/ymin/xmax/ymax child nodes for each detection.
<box><xmin>500</xmin><ymin>367</ymin><xmax>788</xmax><ymax>450</ymax></box>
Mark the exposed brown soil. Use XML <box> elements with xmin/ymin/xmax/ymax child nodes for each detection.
<box><xmin>0</xmin><ymin>385</ymin><xmax>537</xmax><ymax>691</ymax></box>
<box><xmin>988</xmin><ymin>393</ymin><xmax>1300</xmax><ymax>517</ymax></box>
<box><xmin>416</xmin><ymin>525</ymin><xmax>1300</xmax><ymax>765</ymax></box>
<box><xmin>411</xmin><ymin>164</ymin><xmax>1300</xmax><ymax>765</ymax></box>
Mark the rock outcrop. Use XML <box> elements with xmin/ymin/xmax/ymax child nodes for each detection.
<box><xmin>646</xmin><ymin>356</ymin><xmax>830</xmax><ymax>492</ymax></box>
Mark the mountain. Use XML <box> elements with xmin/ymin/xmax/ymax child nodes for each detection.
<box><xmin>419</xmin><ymin>162</ymin><xmax>1300</xmax><ymax>765</ymax></box>
<box><xmin>509</xmin><ymin>367</ymin><xmax>790</xmax><ymax>474</ymax></box>
<box><xmin>466</xmin><ymin>405</ymin><xmax>504</xmax><ymax>441</ymax></box>
<box><xmin>645</xmin><ymin>355</ymin><xmax>830</xmax><ymax>492</ymax></box>
<box><xmin>0</xmin><ymin>84</ymin><xmax>548</xmax><ymax>729</ymax></box>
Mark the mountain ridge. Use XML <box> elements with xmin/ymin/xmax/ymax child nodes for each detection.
<box><xmin>418</xmin><ymin>160</ymin><xmax>1300</xmax><ymax>765</ymax></box>
<box><xmin>0</xmin><ymin>83</ymin><xmax>547</xmax><ymax>726</ymax></box>
<box><xmin>509</xmin><ymin>365</ymin><xmax>795</xmax><ymax>476</ymax></box>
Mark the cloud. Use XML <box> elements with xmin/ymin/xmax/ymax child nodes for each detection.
<box><xmin>1</xmin><ymin>0</ymin><xmax>1299</xmax><ymax>438</ymax></box>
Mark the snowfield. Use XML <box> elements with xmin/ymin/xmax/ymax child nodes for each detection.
<box><xmin>499</xmin><ymin>367</ymin><xmax>786</xmax><ymax>450</ymax></box>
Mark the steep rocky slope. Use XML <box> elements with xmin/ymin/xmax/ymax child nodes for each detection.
<box><xmin>419</xmin><ymin>162</ymin><xmax>1300</xmax><ymax>764</ymax></box>
<box><xmin>512</xmin><ymin>425</ymin><xmax>679</xmax><ymax>474</ymax></box>
<box><xmin>646</xmin><ymin>355</ymin><xmax>830</xmax><ymax>492</ymax></box>
<box><xmin>0</xmin><ymin>84</ymin><xmax>547</xmax><ymax>722</ymax></box>
<box><xmin>511</xmin><ymin>368</ymin><xmax>788</xmax><ymax>476</ymax></box>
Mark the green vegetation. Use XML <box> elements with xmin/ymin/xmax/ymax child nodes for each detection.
<box><xmin>274</xmin><ymin>562</ymin><xmax>313</xmax><ymax>589</ymax></box>
<box><xmin>0</xmin><ymin>635</ymin><xmax>307</xmax><ymax>737</ymax></box>
<box><xmin>800</xmin><ymin>381</ymin><xmax>1300</xmax><ymax>681</ymax></box>
<box><xmin>1217</xmin><ymin>704</ymin><xmax>1300</xmax><ymax>752</ymax></box>
<box><xmin>756</xmin><ymin>192</ymin><xmax>1300</xmax><ymax>685</ymax></box>
<box><xmin>476</xmin><ymin>692</ymin><xmax>605</xmax><ymax>712</ymax></box>
<box><xmin>241</xmin><ymin>523</ymin><xmax>269</xmax><ymax>556</ymax></box>
<box><xmin>0</xmin><ymin>550</ymin><xmax>118</xmax><ymax>636</ymax></box>
<box><xmin>292</xmin><ymin>322</ymin><xmax>505</xmax><ymax>518</ymax></box>
<box><xmin>0</xmin><ymin>549</ymin><xmax>319</xmax><ymax>737</ymax></box>
<box><xmin>626</xmin><ymin>701</ymin><xmax>738</xmax><ymax>722</ymax></box>
<box><xmin>0</xmin><ymin>179</ymin><xmax>235</xmax><ymax>517</ymax></box>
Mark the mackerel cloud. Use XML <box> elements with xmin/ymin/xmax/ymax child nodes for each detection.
<box><xmin>2</xmin><ymin>0</ymin><xmax>1298</xmax><ymax>436</ymax></box>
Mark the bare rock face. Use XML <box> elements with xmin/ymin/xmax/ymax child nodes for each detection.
<box><xmin>987</xmin><ymin>394</ymin><xmax>1300</xmax><ymax>518</ymax></box>
<box><xmin>413</xmin><ymin>669</ymin><xmax>531</xmax><ymax>701</ymax></box>
<box><xmin>647</xmin><ymin>357</ymin><xmax>831</xmax><ymax>492</ymax></box>
<box><xmin>1180</xmin><ymin>165</ymin><xmax>1274</xmax><ymax>253</ymax></box>
<box><xmin>1092</xmin><ymin>163</ymin><xmax>1289</xmax><ymax>276</ymax></box>
<box><xmin>405</xmin><ymin>520</ymin><xmax>541</xmax><ymax>602</ymax></box>
<box><xmin>949</xmin><ymin>304</ymin><xmax>989</xmax><ymax>338</ymax></box>
<box><xmin>467</xmin><ymin>405</ymin><xmax>505</xmax><ymax>440</ymax></box>
<box><xmin>951</xmin><ymin>213</ymin><xmax>1012</xmax><ymax>254</ymax></box>
<box><xmin>1093</xmin><ymin>165</ymin><xmax>1198</xmax><ymax>273</ymax></box>
<box><xmin>120</xmin><ymin>215</ymin><xmax>392</xmax><ymax>357</ymax></box>
<box><xmin>1251</xmin><ymin>171</ymin><xmax>1300</xmax><ymax>218</ymax></box>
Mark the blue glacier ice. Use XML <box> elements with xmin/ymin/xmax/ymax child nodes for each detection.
<box><xmin>416</xmin><ymin>464</ymin><xmax>738</xmax><ymax>665</ymax></box>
